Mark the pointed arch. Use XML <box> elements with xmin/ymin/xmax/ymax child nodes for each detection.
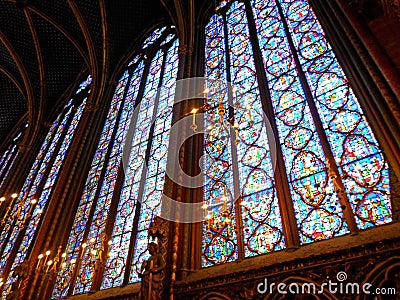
<box><xmin>51</xmin><ymin>25</ymin><xmax>180</xmax><ymax>298</ymax></box>
<box><xmin>201</xmin><ymin>0</ymin><xmax>393</xmax><ymax>267</ymax></box>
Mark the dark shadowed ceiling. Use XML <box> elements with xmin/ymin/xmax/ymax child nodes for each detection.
<box><xmin>0</xmin><ymin>0</ymin><xmax>170</xmax><ymax>144</ymax></box>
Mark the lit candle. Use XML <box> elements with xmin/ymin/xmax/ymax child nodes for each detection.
<box><xmin>206</xmin><ymin>214</ymin><xmax>212</xmax><ymax>230</ymax></box>
<box><xmin>27</xmin><ymin>199</ymin><xmax>37</xmax><ymax>217</ymax></box>
<box><xmin>203</xmin><ymin>87</ymin><xmax>210</xmax><ymax>103</ymax></box>
<box><xmin>80</xmin><ymin>243</ymin><xmax>87</xmax><ymax>258</ymax></box>
<box><xmin>14</xmin><ymin>203</ymin><xmax>23</xmax><ymax>220</ymax></box>
<box><xmin>221</xmin><ymin>194</ymin><xmax>228</xmax><ymax>210</ymax></box>
<box><xmin>36</xmin><ymin>254</ymin><xmax>44</xmax><ymax>270</ymax></box>
<box><xmin>2</xmin><ymin>194</ymin><xmax>19</xmax><ymax>223</ymax></box>
<box><xmin>46</xmin><ymin>260</ymin><xmax>53</xmax><ymax>273</ymax></box>
<box><xmin>191</xmin><ymin>108</ymin><xmax>199</xmax><ymax>132</ymax></box>
<box><xmin>234</xmin><ymin>123</ymin><xmax>240</xmax><ymax>145</ymax></box>
<box><xmin>6</xmin><ymin>193</ymin><xmax>17</xmax><ymax>211</ymax></box>
<box><xmin>43</xmin><ymin>250</ymin><xmax>51</xmax><ymax>267</ymax></box>
<box><xmin>61</xmin><ymin>252</ymin><xmax>67</xmax><ymax>265</ymax></box>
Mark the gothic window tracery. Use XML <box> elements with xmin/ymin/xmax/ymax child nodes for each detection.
<box><xmin>0</xmin><ymin>75</ymin><xmax>91</xmax><ymax>297</ymax></box>
<box><xmin>0</xmin><ymin>122</ymin><xmax>27</xmax><ymax>191</ymax></box>
<box><xmin>202</xmin><ymin>0</ymin><xmax>392</xmax><ymax>267</ymax></box>
<box><xmin>52</xmin><ymin>26</ymin><xmax>179</xmax><ymax>297</ymax></box>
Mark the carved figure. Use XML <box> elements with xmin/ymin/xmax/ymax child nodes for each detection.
<box><xmin>138</xmin><ymin>242</ymin><xmax>165</xmax><ymax>300</ymax></box>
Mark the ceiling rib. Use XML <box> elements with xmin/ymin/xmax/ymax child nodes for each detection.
<box><xmin>0</xmin><ymin>65</ymin><xmax>25</xmax><ymax>96</ymax></box>
<box><xmin>97</xmin><ymin>0</ymin><xmax>108</xmax><ymax>105</ymax></box>
<box><xmin>27</xmin><ymin>4</ymin><xmax>90</xmax><ymax>68</ymax></box>
<box><xmin>0</xmin><ymin>31</ymin><xmax>34</xmax><ymax>120</ymax></box>
<box><xmin>24</xmin><ymin>9</ymin><xmax>46</xmax><ymax>109</ymax></box>
<box><xmin>67</xmin><ymin>0</ymin><xmax>98</xmax><ymax>88</ymax></box>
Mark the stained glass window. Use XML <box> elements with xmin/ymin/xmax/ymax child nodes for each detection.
<box><xmin>202</xmin><ymin>0</ymin><xmax>392</xmax><ymax>267</ymax></box>
<box><xmin>52</xmin><ymin>26</ymin><xmax>179</xmax><ymax>297</ymax></box>
<box><xmin>0</xmin><ymin>75</ymin><xmax>91</xmax><ymax>298</ymax></box>
<box><xmin>0</xmin><ymin>122</ymin><xmax>27</xmax><ymax>191</ymax></box>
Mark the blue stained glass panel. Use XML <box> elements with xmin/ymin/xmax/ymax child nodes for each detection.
<box><xmin>1</xmin><ymin>80</ymin><xmax>89</xmax><ymax>298</ymax></box>
<box><xmin>277</xmin><ymin>0</ymin><xmax>391</xmax><ymax>229</ymax></box>
<box><xmin>202</xmin><ymin>0</ymin><xmax>392</xmax><ymax>266</ymax></box>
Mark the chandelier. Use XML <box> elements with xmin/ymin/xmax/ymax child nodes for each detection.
<box><xmin>0</xmin><ymin>193</ymin><xmax>41</xmax><ymax>227</ymax></box>
<box><xmin>189</xmin><ymin>79</ymin><xmax>254</xmax><ymax>232</ymax></box>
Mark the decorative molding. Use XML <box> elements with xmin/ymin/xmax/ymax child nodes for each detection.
<box><xmin>17</xmin><ymin>142</ymin><xmax>32</xmax><ymax>153</ymax></box>
<box><xmin>174</xmin><ymin>236</ymin><xmax>400</xmax><ymax>299</ymax></box>
<box><xmin>178</xmin><ymin>44</ymin><xmax>194</xmax><ymax>55</ymax></box>
<box><xmin>85</xmin><ymin>103</ymin><xmax>99</xmax><ymax>112</ymax></box>
<box><xmin>149</xmin><ymin>216</ymin><xmax>170</xmax><ymax>256</ymax></box>
<box><xmin>148</xmin><ymin>216</ymin><xmax>170</xmax><ymax>299</ymax></box>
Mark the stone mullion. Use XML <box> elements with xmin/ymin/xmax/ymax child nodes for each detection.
<box><xmin>313</xmin><ymin>0</ymin><xmax>400</xmax><ymax>184</ymax></box>
<box><xmin>37</xmin><ymin>100</ymin><xmax>110</xmax><ymax>300</ymax></box>
<box><xmin>162</xmin><ymin>42</ymin><xmax>196</xmax><ymax>296</ymax></box>
<box><xmin>275</xmin><ymin>0</ymin><xmax>359</xmax><ymax>234</ymax></box>
<box><xmin>0</xmin><ymin>144</ymin><xmax>19</xmax><ymax>187</ymax></box>
<box><xmin>89</xmin><ymin>160</ymin><xmax>124</xmax><ymax>292</ymax></box>
<box><xmin>19</xmin><ymin>101</ymin><xmax>98</xmax><ymax>299</ymax></box>
<box><xmin>63</xmin><ymin>77</ymin><xmax>132</xmax><ymax>296</ymax></box>
<box><xmin>122</xmin><ymin>58</ymin><xmax>152</xmax><ymax>285</ymax></box>
<box><xmin>0</xmin><ymin>106</ymin><xmax>72</xmax><ymax>287</ymax></box>
<box><xmin>221</xmin><ymin>12</ymin><xmax>246</xmax><ymax>261</ymax></box>
<box><xmin>243</xmin><ymin>0</ymin><xmax>301</xmax><ymax>248</ymax></box>
<box><xmin>122</xmin><ymin>48</ymin><xmax>167</xmax><ymax>285</ymax></box>
<box><xmin>0</xmin><ymin>120</ymin><xmax>57</xmax><ymax>260</ymax></box>
<box><xmin>89</xmin><ymin>69</ymin><xmax>138</xmax><ymax>292</ymax></box>
<box><xmin>0</xmin><ymin>129</ymin><xmax>42</xmax><ymax>202</ymax></box>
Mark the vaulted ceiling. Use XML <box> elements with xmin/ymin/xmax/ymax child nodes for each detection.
<box><xmin>0</xmin><ymin>0</ymin><xmax>173</xmax><ymax>144</ymax></box>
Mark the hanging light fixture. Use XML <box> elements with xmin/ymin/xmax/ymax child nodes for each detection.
<box><xmin>0</xmin><ymin>192</ymin><xmax>19</xmax><ymax>226</ymax></box>
<box><xmin>189</xmin><ymin>77</ymin><xmax>255</xmax><ymax>233</ymax></box>
<box><xmin>187</xmin><ymin>0</ymin><xmax>257</xmax><ymax>235</ymax></box>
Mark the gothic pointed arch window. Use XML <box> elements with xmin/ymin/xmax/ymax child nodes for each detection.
<box><xmin>52</xmin><ymin>26</ymin><xmax>179</xmax><ymax>297</ymax></box>
<box><xmin>0</xmin><ymin>75</ymin><xmax>91</xmax><ymax>296</ymax></box>
<box><xmin>202</xmin><ymin>0</ymin><xmax>392</xmax><ymax>267</ymax></box>
<box><xmin>0</xmin><ymin>121</ymin><xmax>27</xmax><ymax>191</ymax></box>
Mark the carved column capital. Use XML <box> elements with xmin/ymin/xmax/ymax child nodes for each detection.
<box><xmin>85</xmin><ymin>103</ymin><xmax>99</xmax><ymax>112</ymax></box>
<box><xmin>17</xmin><ymin>143</ymin><xmax>32</xmax><ymax>153</ymax></box>
<box><xmin>178</xmin><ymin>45</ymin><xmax>194</xmax><ymax>55</ymax></box>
